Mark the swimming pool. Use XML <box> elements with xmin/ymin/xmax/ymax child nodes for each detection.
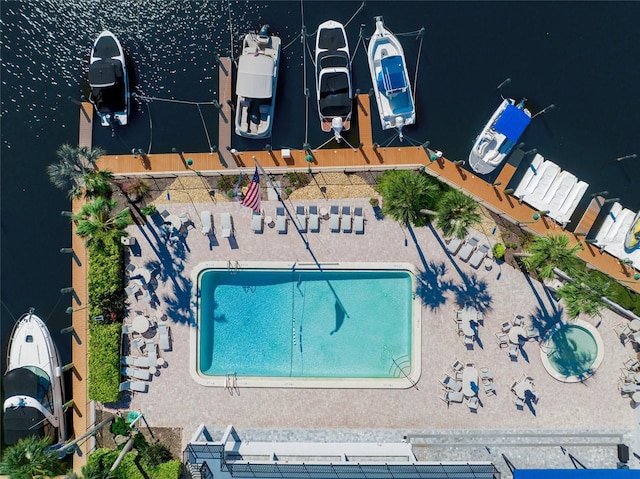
<box><xmin>190</xmin><ymin>262</ymin><xmax>421</xmax><ymax>388</ymax></box>
<box><xmin>539</xmin><ymin>320</ymin><xmax>604</xmax><ymax>383</ymax></box>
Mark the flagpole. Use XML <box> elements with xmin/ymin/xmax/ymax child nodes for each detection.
<box><xmin>252</xmin><ymin>156</ymin><xmax>311</xmax><ymax>253</ymax></box>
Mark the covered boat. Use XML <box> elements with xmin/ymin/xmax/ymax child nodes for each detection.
<box><xmin>235</xmin><ymin>25</ymin><xmax>281</xmax><ymax>139</ymax></box>
<box><xmin>315</xmin><ymin>20</ymin><xmax>352</xmax><ymax>138</ymax></box>
<box><xmin>3</xmin><ymin>309</ymin><xmax>66</xmax><ymax>448</ymax></box>
<box><xmin>88</xmin><ymin>30</ymin><xmax>129</xmax><ymax>127</ymax></box>
<box><xmin>468</xmin><ymin>98</ymin><xmax>531</xmax><ymax>175</ymax></box>
<box><xmin>624</xmin><ymin>212</ymin><xmax>640</xmax><ymax>252</ymax></box>
<box><xmin>367</xmin><ymin>16</ymin><xmax>415</xmax><ymax>140</ymax></box>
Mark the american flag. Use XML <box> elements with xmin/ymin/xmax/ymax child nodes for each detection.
<box><xmin>240</xmin><ymin>167</ymin><xmax>261</xmax><ymax>212</ymax></box>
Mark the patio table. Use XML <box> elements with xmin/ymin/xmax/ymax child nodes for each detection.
<box><xmin>462</xmin><ymin>367</ymin><xmax>478</xmax><ymax>397</ymax></box>
<box><xmin>132</xmin><ymin>268</ymin><xmax>151</xmax><ymax>284</ymax></box>
<box><xmin>164</xmin><ymin>214</ymin><xmax>182</xmax><ymax>230</ymax></box>
<box><xmin>509</xmin><ymin>326</ymin><xmax>527</xmax><ymax>344</ymax></box>
<box><xmin>132</xmin><ymin>315</ymin><xmax>150</xmax><ymax>334</ymax></box>
<box><xmin>632</xmin><ymin>391</ymin><xmax>640</xmax><ymax>403</ymax></box>
<box><xmin>265</xmin><ymin>216</ymin><xmax>274</xmax><ymax>227</ymax></box>
<box><xmin>630</xmin><ymin>319</ymin><xmax>640</xmax><ymax>331</ymax></box>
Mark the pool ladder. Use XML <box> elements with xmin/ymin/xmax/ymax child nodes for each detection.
<box><xmin>225</xmin><ymin>372</ymin><xmax>238</xmax><ymax>395</ymax></box>
<box><xmin>227</xmin><ymin>260</ymin><xmax>239</xmax><ymax>274</ymax></box>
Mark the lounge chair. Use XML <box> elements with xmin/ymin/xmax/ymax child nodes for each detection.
<box><xmin>469</xmin><ymin>244</ymin><xmax>490</xmax><ymax>269</ymax></box>
<box><xmin>329</xmin><ymin>205</ymin><xmax>340</xmax><ymax>232</ymax></box>
<box><xmin>251</xmin><ymin>210</ymin><xmax>263</xmax><ymax>233</ymax></box>
<box><xmin>121</xmin><ymin>355</ymin><xmax>150</xmax><ymax>368</ymax></box>
<box><xmin>121</xmin><ymin>367</ymin><xmax>150</xmax><ymax>381</ymax></box>
<box><xmin>146</xmin><ymin>340</ymin><xmax>159</xmax><ymax>368</ymax></box>
<box><xmin>200</xmin><ymin>210</ymin><xmax>212</xmax><ymax>235</ymax></box>
<box><xmin>158</xmin><ymin>322</ymin><xmax>171</xmax><ymax>352</ymax></box>
<box><xmin>308</xmin><ymin>206</ymin><xmax>320</xmax><ymax>232</ymax></box>
<box><xmin>295</xmin><ymin>206</ymin><xmax>307</xmax><ymax>232</ymax></box>
<box><xmin>446</xmin><ymin>237</ymin><xmax>463</xmax><ymax>255</ymax></box>
<box><xmin>342</xmin><ymin>206</ymin><xmax>352</xmax><ymax>233</ymax></box>
<box><xmin>353</xmin><ymin>207</ymin><xmax>365</xmax><ymax>234</ymax></box>
<box><xmin>440</xmin><ymin>390</ymin><xmax>464</xmax><ymax>404</ymax></box>
<box><xmin>458</xmin><ymin>237</ymin><xmax>479</xmax><ymax>262</ymax></box>
<box><xmin>119</xmin><ymin>381</ymin><xmax>148</xmax><ymax>393</ymax></box>
<box><xmin>439</xmin><ymin>374</ymin><xmax>462</xmax><ymax>392</ymax></box>
<box><xmin>220</xmin><ymin>212</ymin><xmax>233</xmax><ymax>238</ymax></box>
<box><xmin>276</xmin><ymin>207</ymin><xmax>287</xmax><ymax>234</ymax></box>
<box><xmin>467</xmin><ymin>396</ymin><xmax>479</xmax><ymax>411</ymax></box>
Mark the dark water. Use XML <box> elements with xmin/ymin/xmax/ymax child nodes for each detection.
<box><xmin>3</xmin><ymin>1</ymin><xmax>640</xmax><ymax>374</ymax></box>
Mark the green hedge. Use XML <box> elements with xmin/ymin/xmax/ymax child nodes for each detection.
<box><xmin>87</xmin><ymin>321</ymin><xmax>122</xmax><ymax>402</ymax></box>
<box><xmin>88</xmin><ymin>231</ymin><xmax>125</xmax><ymax>321</ymax></box>
<box><xmin>87</xmin><ymin>448</ymin><xmax>182</xmax><ymax>479</ymax></box>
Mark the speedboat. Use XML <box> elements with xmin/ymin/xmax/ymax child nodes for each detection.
<box><xmin>624</xmin><ymin>211</ymin><xmax>640</xmax><ymax>252</ymax></box>
<box><xmin>235</xmin><ymin>25</ymin><xmax>281</xmax><ymax>139</ymax></box>
<box><xmin>367</xmin><ymin>16</ymin><xmax>415</xmax><ymax>140</ymax></box>
<box><xmin>3</xmin><ymin>309</ymin><xmax>66</xmax><ymax>448</ymax></box>
<box><xmin>88</xmin><ymin>30</ymin><xmax>130</xmax><ymax>127</ymax></box>
<box><xmin>315</xmin><ymin>20</ymin><xmax>352</xmax><ymax>139</ymax></box>
<box><xmin>468</xmin><ymin>98</ymin><xmax>531</xmax><ymax>175</ymax></box>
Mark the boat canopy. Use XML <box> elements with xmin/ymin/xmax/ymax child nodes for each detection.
<box><xmin>236</xmin><ymin>54</ymin><xmax>274</xmax><ymax>99</ymax></box>
<box><xmin>494</xmin><ymin>104</ymin><xmax>531</xmax><ymax>141</ymax></box>
<box><xmin>88</xmin><ymin>59</ymin><xmax>123</xmax><ymax>88</ymax></box>
<box><xmin>378</xmin><ymin>55</ymin><xmax>407</xmax><ymax>94</ymax></box>
<box><xmin>319</xmin><ymin>71</ymin><xmax>351</xmax><ymax>116</ymax></box>
<box><xmin>3</xmin><ymin>368</ymin><xmax>50</xmax><ymax>445</ymax></box>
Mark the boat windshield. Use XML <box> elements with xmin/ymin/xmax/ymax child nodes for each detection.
<box><xmin>237</xmin><ymin>54</ymin><xmax>274</xmax><ymax>99</ymax></box>
<box><xmin>494</xmin><ymin>104</ymin><xmax>531</xmax><ymax>141</ymax></box>
<box><xmin>88</xmin><ymin>59</ymin><xmax>122</xmax><ymax>88</ymax></box>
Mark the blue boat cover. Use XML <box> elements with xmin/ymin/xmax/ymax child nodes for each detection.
<box><xmin>493</xmin><ymin>104</ymin><xmax>531</xmax><ymax>141</ymax></box>
<box><xmin>378</xmin><ymin>55</ymin><xmax>407</xmax><ymax>94</ymax></box>
<box><xmin>515</xmin><ymin>470</ymin><xmax>636</xmax><ymax>479</ymax></box>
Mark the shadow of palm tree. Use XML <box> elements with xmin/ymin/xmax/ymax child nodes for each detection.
<box><xmin>451</xmin><ymin>273</ymin><xmax>493</xmax><ymax>312</ymax></box>
<box><xmin>528</xmin><ymin>305</ymin><xmax>564</xmax><ymax>337</ymax></box>
<box><xmin>415</xmin><ymin>262</ymin><xmax>452</xmax><ymax>310</ymax></box>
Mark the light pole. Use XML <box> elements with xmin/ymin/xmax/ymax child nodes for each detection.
<box><xmin>515</xmin><ymin>213</ymin><xmax>541</xmax><ymax>226</ymax></box>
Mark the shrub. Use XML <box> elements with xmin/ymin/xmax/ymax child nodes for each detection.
<box><xmin>369</xmin><ymin>198</ymin><xmax>379</xmax><ymax>207</ymax></box>
<box><xmin>217</xmin><ymin>174</ymin><xmax>246</xmax><ymax>193</ymax></box>
<box><xmin>87</xmin><ymin>321</ymin><xmax>121</xmax><ymax>402</ymax></box>
<box><xmin>140</xmin><ymin>204</ymin><xmax>157</xmax><ymax>216</ymax></box>
<box><xmin>110</xmin><ymin>417</ymin><xmax>130</xmax><ymax>436</ymax></box>
<box><xmin>492</xmin><ymin>243</ymin><xmax>505</xmax><ymax>259</ymax></box>
<box><xmin>285</xmin><ymin>187</ymin><xmax>293</xmax><ymax>196</ymax></box>
<box><xmin>87</xmin><ymin>448</ymin><xmax>182</xmax><ymax>479</ymax></box>
<box><xmin>285</xmin><ymin>172</ymin><xmax>311</xmax><ymax>188</ymax></box>
<box><xmin>120</xmin><ymin>178</ymin><xmax>150</xmax><ymax>201</ymax></box>
<box><xmin>140</xmin><ymin>440</ymin><xmax>173</xmax><ymax>468</ymax></box>
<box><xmin>88</xmin><ymin>231</ymin><xmax>125</xmax><ymax>320</ymax></box>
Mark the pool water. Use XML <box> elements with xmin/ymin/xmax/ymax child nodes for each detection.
<box><xmin>197</xmin><ymin>267</ymin><xmax>413</xmax><ymax>380</ymax></box>
<box><xmin>545</xmin><ymin>324</ymin><xmax>598</xmax><ymax>377</ymax></box>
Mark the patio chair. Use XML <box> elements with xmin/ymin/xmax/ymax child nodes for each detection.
<box><xmin>139</xmin><ymin>289</ymin><xmax>152</xmax><ymax>303</ymax></box>
<box><xmin>469</xmin><ymin>244</ymin><xmax>490</xmax><ymax>269</ymax></box>
<box><xmin>119</xmin><ymin>381</ymin><xmax>148</xmax><ymax>393</ymax></box>
<box><xmin>342</xmin><ymin>206</ymin><xmax>352</xmax><ymax>233</ymax></box>
<box><xmin>251</xmin><ymin>210</ymin><xmax>263</xmax><ymax>233</ymax></box>
<box><xmin>160</xmin><ymin>209</ymin><xmax>170</xmax><ymax>219</ymax></box>
<box><xmin>158</xmin><ymin>322</ymin><xmax>171</xmax><ymax>352</ymax></box>
<box><xmin>131</xmin><ymin>337</ymin><xmax>145</xmax><ymax>352</ymax></box>
<box><xmin>455</xmin><ymin>310</ymin><xmax>463</xmax><ymax>320</ymax></box>
<box><xmin>501</xmin><ymin>321</ymin><xmax>511</xmax><ymax>333</ymax></box>
<box><xmin>467</xmin><ymin>396</ymin><xmax>479</xmax><ymax>411</ymax></box>
<box><xmin>476</xmin><ymin>311</ymin><xmax>484</xmax><ymax>325</ymax></box>
<box><xmin>200</xmin><ymin>210</ymin><xmax>212</xmax><ymax>235</ymax></box>
<box><xmin>624</xmin><ymin>357</ymin><xmax>640</xmax><ymax>371</ymax></box>
<box><xmin>508</xmin><ymin>343</ymin><xmax>519</xmax><ymax>360</ymax></box>
<box><xmin>329</xmin><ymin>205</ymin><xmax>340</xmax><ymax>232</ymax></box>
<box><xmin>308</xmin><ymin>206</ymin><xmax>320</xmax><ymax>232</ymax></box>
<box><xmin>126</xmin><ymin>263</ymin><xmax>137</xmax><ymax>274</ymax></box>
<box><xmin>121</xmin><ymin>355</ymin><xmax>150</xmax><ymax>368</ymax></box>
<box><xmin>439</xmin><ymin>374</ymin><xmax>462</xmax><ymax>392</ymax></box>
<box><xmin>454</xmin><ymin>370</ymin><xmax>464</xmax><ymax>380</ymax></box>
<box><xmin>480</xmin><ymin>367</ymin><xmax>492</xmax><ymax>381</ymax></box>
<box><xmin>179</xmin><ymin>211</ymin><xmax>192</xmax><ymax>228</ymax></box>
<box><xmin>458</xmin><ymin>237</ymin><xmax>479</xmax><ymax>262</ymax></box>
<box><xmin>526</xmin><ymin>327</ymin><xmax>540</xmax><ymax>340</ymax></box>
<box><xmin>447</xmin><ymin>391</ymin><xmax>464</xmax><ymax>403</ymax></box>
<box><xmin>121</xmin><ymin>367</ymin><xmax>151</xmax><ymax>381</ymax></box>
<box><xmin>620</xmin><ymin>368</ymin><xmax>635</xmax><ymax>382</ymax></box>
<box><xmin>295</xmin><ymin>206</ymin><xmax>307</xmax><ymax>232</ymax></box>
<box><xmin>495</xmin><ymin>332</ymin><xmax>508</xmax><ymax>348</ymax></box>
<box><xmin>353</xmin><ymin>207</ymin><xmax>365</xmax><ymax>234</ymax></box>
<box><xmin>619</xmin><ymin>381</ymin><xmax>636</xmax><ymax>395</ymax></box>
<box><xmin>125</xmin><ymin>283</ymin><xmax>140</xmax><ymax>297</ymax></box>
<box><xmin>513</xmin><ymin>314</ymin><xmax>525</xmax><ymax>327</ymax></box>
<box><xmin>122</xmin><ymin>323</ymin><xmax>134</xmax><ymax>336</ymax></box>
<box><xmin>451</xmin><ymin>360</ymin><xmax>464</xmax><ymax>372</ymax></box>
<box><xmin>276</xmin><ymin>207</ymin><xmax>287</xmax><ymax>234</ymax></box>
<box><xmin>456</xmin><ymin>321</ymin><xmax>465</xmax><ymax>336</ymax></box>
<box><xmin>221</xmin><ymin>212</ymin><xmax>234</xmax><ymax>238</ymax></box>
<box><xmin>146</xmin><ymin>339</ymin><xmax>159</xmax><ymax>368</ymax></box>
<box><xmin>446</xmin><ymin>237</ymin><xmax>463</xmax><ymax>255</ymax></box>
<box><xmin>513</xmin><ymin>396</ymin><xmax>525</xmax><ymax>409</ymax></box>
<box><xmin>464</xmin><ymin>335</ymin><xmax>474</xmax><ymax>347</ymax></box>
<box><xmin>484</xmin><ymin>381</ymin><xmax>496</xmax><ymax>395</ymax></box>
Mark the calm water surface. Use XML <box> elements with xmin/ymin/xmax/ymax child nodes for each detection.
<box><xmin>2</xmin><ymin>1</ymin><xmax>640</xmax><ymax>371</ymax></box>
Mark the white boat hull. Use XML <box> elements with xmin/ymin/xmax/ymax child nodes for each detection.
<box><xmin>367</xmin><ymin>17</ymin><xmax>415</xmax><ymax>138</ymax></box>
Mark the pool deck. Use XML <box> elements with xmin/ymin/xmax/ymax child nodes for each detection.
<box><xmin>112</xmin><ymin>198</ymin><xmax>640</xmax><ymax>469</ymax></box>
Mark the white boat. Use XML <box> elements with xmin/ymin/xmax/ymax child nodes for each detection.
<box><xmin>88</xmin><ymin>30</ymin><xmax>130</xmax><ymax>127</ymax></box>
<box><xmin>468</xmin><ymin>98</ymin><xmax>532</xmax><ymax>175</ymax></box>
<box><xmin>624</xmin><ymin>211</ymin><xmax>640</xmax><ymax>252</ymax></box>
<box><xmin>367</xmin><ymin>16</ymin><xmax>415</xmax><ymax>140</ymax></box>
<box><xmin>235</xmin><ymin>25</ymin><xmax>281</xmax><ymax>139</ymax></box>
<box><xmin>315</xmin><ymin>20</ymin><xmax>353</xmax><ymax>139</ymax></box>
<box><xmin>3</xmin><ymin>309</ymin><xmax>66</xmax><ymax>448</ymax></box>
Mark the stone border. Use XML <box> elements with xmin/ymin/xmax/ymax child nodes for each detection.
<box><xmin>188</xmin><ymin>261</ymin><xmax>421</xmax><ymax>388</ymax></box>
<box><xmin>539</xmin><ymin>319</ymin><xmax>604</xmax><ymax>383</ymax></box>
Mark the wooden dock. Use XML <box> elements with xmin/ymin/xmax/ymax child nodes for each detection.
<box><xmin>217</xmin><ymin>57</ymin><xmax>234</xmax><ymax>167</ymax></box>
<box><xmin>574</xmin><ymin>196</ymin><xmax>604</xmax><ymax>235</ymax></box>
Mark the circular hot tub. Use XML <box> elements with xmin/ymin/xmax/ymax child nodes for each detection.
<box><xmin>540</xmin><ymin>320</ymin><xmax>604</xmax><ymax>383</ymax></box>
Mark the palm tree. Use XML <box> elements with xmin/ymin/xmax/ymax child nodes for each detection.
<box><xmin>72</xmin><ymin>197</ymin><xmax>131</xmax><ymax>244</ymax></box>
<box><xmin>519</xmin><ymin>233</ymin><xmax>584</xmax><ymax>280</ymax></box>
<box><xmin>434</xmin><ymin>189</ymin><xmax>482</xmax><ymax>239</ymax></box>
<box><xmin>556</xmin><ymin>271</ymin><xmax>611</xmax><ymax>318</ymax></box>
<box><xmin>0</xmin><ymin>436</ymin><xmax>68</xmax><ymax>479</ymax></box>
<box><xmin>84</xmin><ymin>170</ymin><xmax>115</xmax><ymax>199</ymax></box>
<box><xmin>376</xmin><ymin>170</ymin><xmax>440</xmax><ymax>227</ymax></box>
<box><xmin>47</xmin><ymin>144</ymin><xmax>106</xmax><ymax>198</ymax></box>
<box><xmin>79</xmin><ymin>463</ymin><xmax>117</xmax><ymax>479</ymax></box>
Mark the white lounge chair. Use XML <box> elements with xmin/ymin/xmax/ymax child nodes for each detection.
<box><xmin>295</xmin><ymin>206</ymin><xmax>307</xmax><ymax>232</ymax></box>
<box><xmin>251</xmin><ymin>210</ymin><xmax>263</xmax><ymax>233</ymax></box>
<box><xmin>121</xmin><ymin>355</ymin><xmax>150</xmax><ymax>368</ymax></box>
<box><xmin>342</xmin><ymin>206</ymin><xmax>352</xmax><ymax>233</ymax></box>
<box><xmin>158</xmin><ymin>322</ymin><xmax>171</xmax><ymax>352</ymax></box>
<box><xmin>146</xmin><ymin>339</ymin><xmax>159</xmax><ymax>368</ymax></box>
<box><xmin>200</xmin><ymin>210</ymin><xmax>212</xmax><ymax>235</ymax></box>
<box><xmin>353</xmin><ymin>207</ymin><xmax>364</xmax><ymax>234</ymax></box>
<box><xmin>121</xmin><ymin>367</ymin><xmax>151</xmax><ymax>381</ymax></box>
<box><xmin>308</xmin><ymin>206</ymin><xmax>320</xmax><ymax>232</ymax></box>
<box><xmin>119</xmin><ymin>381</ymin><xmax>148</xmax><ymax>393</ymax></box>
<box><xmin>447</xmin><ymin>391</ymin><xmax>464</xmax><ymax>403</ymax></box>
<box><xmin>220</xmin><ymin>212</ymin><xmax>233</xmax><ymax>238</ymax></box>
<box><xmin>469</xmin><ymin>244</ymin><xmax>490</xmax><ymax>268</ymax></box>
<box><xmin>446</xmin><ymin>237</ymin><xmax>463</xmax><ymax>255</ymax></box>
<box><xmin>458</xmin><ymin>237</ymin><xmax>479</xmax><ymax>262</ymax></box>
<box><xmin>276</xmin><ymin>207</ymin><xmax>287</xmax><ymax>234</ymax></box>
<box><xmin>439</xmin><ymin>374</ymin><xmax>462</xmax><ymax>392</ymax></box>
<box><xmin>329</xmin><ymin>205</ymin><xmax>340</xmax><ymax>232</ymax></box>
